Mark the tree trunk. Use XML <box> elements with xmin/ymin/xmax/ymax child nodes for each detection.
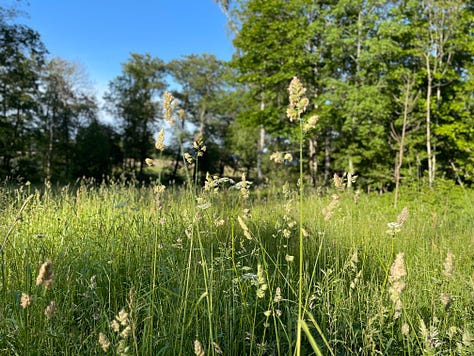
<box><xmin>308</xmin><ymin>137</ymin><xmax>317</xmax><ymax>187</ymax></box>
<box><xmin>257</xmin><ymin>93</ymin><xmax>265</xmax><ymax>184</ymax></box>
<box><xmin>324</xmin><ymin>129</ymin><xmax>331</xmax><ymax>185</ymax></box>
<box><xmin>425</xmin><ymin>55</ymin><xmax>434</xmax><ymax>186</ymax></box>
<box><xmin>394</xmin><ymin>87</ymin><xmax>410</xmax><ymax>207</ymax></box>
<box><xmin>257</xmin><ymin>125</ymin><xmax>265</xmax><ymax>184</ymax></box>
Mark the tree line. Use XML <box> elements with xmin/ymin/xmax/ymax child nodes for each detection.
<box><xmin>1</xmin><ymin>0</ymin><xmax>473</xmax><ymax>192</ymax></box>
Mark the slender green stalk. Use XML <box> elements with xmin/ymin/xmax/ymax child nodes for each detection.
<box><xmin>296</xmin><ymin>111</ymin><xmax>304</xmax><ymax>356</ymax></box>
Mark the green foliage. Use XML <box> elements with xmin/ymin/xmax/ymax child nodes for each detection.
<box><xmin>104</xmin><ymin>53</ymin><xmax>167</xmax><ymax>180</ymax></box>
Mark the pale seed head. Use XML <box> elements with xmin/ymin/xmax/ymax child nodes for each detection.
<box><xmin>98</xmin><ymin>332</ymin><xmax>110</xmax><ymax>352</ymax></box>
<box><xmin>36</xmin><ymin>260</ymin><xmax>54</xmax><ymax>289</ymax></box>
<box><xmin>194</xmin><ymin>340</ymin><xmax>205</xmax><ymax>356</ymax></box>
<box><xmin>443</xmin><ymin>251</ymin><xmax>454</xmax><ymax>278</ymax></box>
<box><xmin>155</xmin><ymin>128</ymin><xmax>166</xmax><ymax>151</ymax></box>
<box><xmin>44</xmin><ymin>301</ymin><xmax>56</xmax><ymax>319</ymax></box>
<box><xmin>20</xmin><ymin>293</ymin><xmax>33</xmax><ymax>309</ymax></box>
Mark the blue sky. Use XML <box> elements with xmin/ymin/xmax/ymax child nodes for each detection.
<box><xmin>18</xmin><ymin>0</ymin><xmax>234</xmax><ymax>96</ymax></box>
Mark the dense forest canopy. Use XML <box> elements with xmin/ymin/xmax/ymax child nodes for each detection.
<box><xmin>0</xmin><ymin>0</ymin><xmax>473</xmax><ymax>191</ymax></box>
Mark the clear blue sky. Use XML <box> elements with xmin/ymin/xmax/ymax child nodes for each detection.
<box><xmin>18</xmin><ymin>0</ymin><xmax>234</xmax><ymax>94</ymax></box>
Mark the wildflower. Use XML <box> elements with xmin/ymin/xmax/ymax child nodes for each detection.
<box><xmin>283</xmin><ymin>153</ymin><xmax>293</xmax><ymax>161</ymax></box>
<box><xmin>194</xmin><ymin>340</ymin><xmax>205</xmax><ymax>356</ymax></box>
<box><xmin>155</xmin><ymin>128</ymin><xmax>166</xmax><ymax>151</ymax></box>
<box><xmin>145</xmin><ymin>158</ymin><xmax>154</xmax><ymax>167</ymax></box>
<box><xmin>285</xmin><ymin>254</ymin><xmax>295</xmax><ymax>263</ymax></box>
<box><xmin>163</xmin><ymin>91</ymin><xmax>176</xmax><ymax>125</ymax></box>
<box><xmin>264</xmin><ymin>310</ymin><xmax>272</xmax><ymax>317</ymax></box>
<box><xmin>44</xmin><ymin>301</ymin><xmax>56</xmax><ymax>319</ymax></box>
<box><xmin>387</xmin><ymin>207</ymin><xmax>409</xmax><ymax>236</ymax></box>
<box><xmin>283</xmin><ymin>229</ymin><xmax>291</xmax><ymax>238</ymax></box>
<box><xmin>386</xmin><ymin>222</ymin><xmax>401</xmax><ymax>237</ymax></box>
<box><xmin>443</xmin><ymin>251</ymin><xmax>454</xmax><ymax>278</ymax></box>
<box><xmin>98</xmin><ymin>332</ymin><xmax>110</xmax><ymax>352</ymax></box>
<box><xmin>36</xmin><ymin>260</ymin><xmax>54</xmax><ymax>289</ymax></box>
<box><xmin>287</xmin><ymin>77</ymin><xmax>309</xmax><ymax>122</ymax></box>
<box><xmin>20</xmin><ymin>293</ymin><xmax>33</xmax><ymax>309</ymax></box>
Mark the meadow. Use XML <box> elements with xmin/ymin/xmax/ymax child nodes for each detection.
<box><xmin>0</xmin><ymin>175</ymin><xmax>473</xmax><ymax>355</ymax></box>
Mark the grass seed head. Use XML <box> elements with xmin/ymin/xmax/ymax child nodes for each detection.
<box><xmin>287</xmin><ymin>76</ymin><xmax>308</xmax><ymax>121</ymax></box>
<box><xmin>443</xmin><ymin>251</ymin><xmax>454</xmax><ymax>278</ymax></box>
<box><xmin>44</xmin><ymin>301</ymin><xmax>56</xmax><ymax>319</ymax></box>
<box><xmin>163</xmin><ymin>91</ymin><xmax>176</xmax><ymax>125</ymax></box>
<box><xmin>194</xmin><ymin>340</ymin><xmax>205</xmax><ymax>356</ymax></box>
<box><xmin>98</xmin><ymin>332</ymin><xmax>110</xmax><ymax>352</ymax></box>
<box><xmin>212</xmin><ymin>342</ymin><xmax>223</xmax><ymax>354</ymax></box>
<box><xmin>20</xmin><ymin>293</ymin><xmax>33</xmax><ymax>309</ymax></box>
<box><xmin>155</xmin><ymin>128</ymin><xmax>166</xmax><ymax>151</ymax></box>
<box><xmin>36</xmin><ymin>260</ymin><xmax>54</xmax><ymax>289</ymax></box>
<box><xmin>397</xmin><ymin>207</ymin><xmax>409</xmax><ymax>227</ymax></box>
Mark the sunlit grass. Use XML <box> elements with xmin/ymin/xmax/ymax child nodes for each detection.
<box><xmin>0</xmin><ymin>178</ymin><xmax>473</xmax><ymax>355</ymax></box>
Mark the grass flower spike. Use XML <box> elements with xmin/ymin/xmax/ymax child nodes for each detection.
<box><xmin>287</xmin><ymin>76</ymin><xmax>309</xmax><ymax>122</ymax></box>
<box><xmin>44</xmin><ymin>301</ymin><xmax>56</xmax><ymax>319</ymax></box>
<box><xmin>155</xmin><ymin>128</ymin><xmax>166</xmax><ymax>151</ymax></box>
<box><xmin>194</xmin><ymin>340</ymin><xmax>205</xmax><ymax>356</ymax></box>
<box><xmin>98</xmin><ymin>333</ymin><xmax>110</xmax><ymax>352</ymax></box>
<box><xmin>388</xmin><ymin>252</ymin><xmax>406</xmax><ymax>319</ymax></box>
<box><xmin>36</xmin><ymin>260</ymin><xmax>54</xmax><ymax>289</ymax></box>
<box><xmin>163</xmin><ymin>91</ymin><xmax>176</xmax><ymax>125</ymax></box>
<box><xmin>20</xmin><ymin>293</ymin><xmax>33</xmax><ymax>309</ymax></box>
<box><xmin>443</xmin><ymin>251</ymin><xmax>454</xmax><ymax>278</ymax></box>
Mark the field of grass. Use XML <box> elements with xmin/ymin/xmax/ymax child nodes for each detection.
<box><xmin>0</xmin><ymin>176</ymin><xmax>473</xmax><ymax>355</ymax></box>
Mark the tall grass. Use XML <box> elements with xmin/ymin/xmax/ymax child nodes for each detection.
<box><xmin>0</xmin><ymin>177</ymin><xmax>473</xmax><ymax>355</ymax></box>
